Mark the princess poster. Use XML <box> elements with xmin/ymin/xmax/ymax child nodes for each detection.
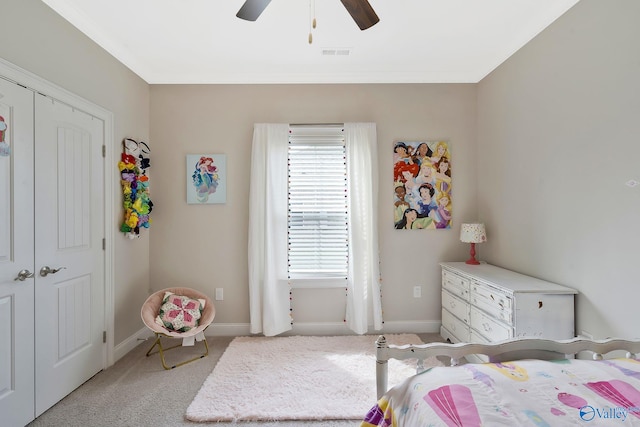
<box><xmin>393</xmin><ymin>141</ymin><xmax>451</xmax><ymax>230</ymax></box>
<box><xmin>187</xmin><ymin>154</ymin><xmax>227</xmax><ymax>204</ymax></box>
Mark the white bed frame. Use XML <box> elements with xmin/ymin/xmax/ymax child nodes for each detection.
<box><xmin>375</xmin><ymin>335</ymin><xmax>640</xmax><ymax>399</ymax></box>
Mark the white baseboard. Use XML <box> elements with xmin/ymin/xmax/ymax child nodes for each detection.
<box><xmin>379</xmin><ymin>320</ymin><xmax>442</xmax><ymax>335</ymax></box>
<box><xmin>207</xmin><ymin>323</ymin><xmax>253</xmax><ymax>336</ymax></box>
<box><xmin>115</xmin><ymin>321</ymin><xmax>443</xmax><ymax>361</ymax></box>
<box><xmin>113</xmin><ymin>327</ymin><xmax>153</xmax><ymax>363</ymax></box>
<box><xmin>205</xmin><ymin>320</ymin><xmax>441</xmax><ymax>337</ymax></box>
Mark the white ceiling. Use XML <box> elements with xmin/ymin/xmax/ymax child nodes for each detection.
<box><xmin>41</xmin><ymin>0</ymin><xmax>580</xmax><ymax>84</ymax></box>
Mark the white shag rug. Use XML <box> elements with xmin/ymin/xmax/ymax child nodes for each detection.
<box><xmin>185</xmin><ymin>334</ymin><xmax>441</xmax><ymax>422</ymax></box>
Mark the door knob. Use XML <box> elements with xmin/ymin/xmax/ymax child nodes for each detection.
<box><xmin>14</xmin><ymin>269</ymin><xmax>35</xmax><ymax>281</ymax></box>
<box><xmin>40</xmin><ymin>266</ymin><xmax>66</xmax><ymax>277</ymax></box>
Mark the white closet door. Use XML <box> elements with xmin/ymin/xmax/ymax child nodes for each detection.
<box><xmin>0</xmin><ymin>79</ymin><xmax>35</xmax><ymax>427</ymax></box>
<box><xmin>34</xmin><ymin>95</ymin><xmax>105</xmax><ymax>416</ymax></box>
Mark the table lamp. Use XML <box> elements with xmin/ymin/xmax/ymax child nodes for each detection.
<box><xmin>460</xmin><ymin>223</ymin><xmax>486</xmax><ymax>265</ymax></box>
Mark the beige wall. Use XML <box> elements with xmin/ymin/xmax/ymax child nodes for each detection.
<box><xmin>149</xmin><ymin>84</ymin><xmax>477</xmax><ymax>332</ymax></box>
<box><xmin>477</xmin><ymin>0</ymin><xmax>640</xmax><ymax>339</ymax></box>
<box><xmin>1</xmin><ymin>0</ymin><xmax>151</xmax><ymax>345</ymax></box>
<box><xmin>8</xmin><ymin>0</ymin><xmax>635</xmax><ymax>346</ymax></box>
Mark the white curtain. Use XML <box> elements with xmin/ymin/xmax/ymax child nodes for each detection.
<box><xmin>248</xmin><ymin>122</ymin><xmax>382</xmax><ymax>336</ymax></box>
<box><xmin>247</xmin><ymin>123</ymin><xmax>291</xmax><ymax>336</ymax></box>
<box><xmin>344</xmin><ymin>123</ymin><xmax>383</xmax><ymax>334</ymax></box>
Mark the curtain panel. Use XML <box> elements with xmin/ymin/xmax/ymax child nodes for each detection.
<box><xmin>248</xmin><ymin>123</ymin><xmax>382</xmax><ymax>336</ymax></box>
<box><xmin>345</xmin><ymin>123</ymin><xmax>382</xmax><ymax>334</ymax></box>
<box><xmin>247</xmin><ymin>124</ymin><xmax>291</xmax><ymax>336</ymax></box>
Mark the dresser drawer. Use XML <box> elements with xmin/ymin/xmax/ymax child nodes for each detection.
<box><xmin>442</xmin><ymin>308</ymin><xmax>470</xmax><ymax>342</ymax></box>
<box><xmin>470</xmin><ymin>306</ymin><xmax>512</xmax><ymax>342</ymax></box>
<box><xmin>470</xmin><ymin>328</ymin><xmax>490</xmax><ymax>344</ymax></box>
<box><xmin>467</xmin><ymin>330</ymin><xmax>491</xmax><ymax>363</ymax></box>
<box><xmin>442</xmin><ymin>290</ymin><xmax>469</xmax><ymax>325</ymax></box>
<box><xmin>471</xmin><ymin>282</ymin><xmax>513</xmax><ymax>324</ymax></box>
<box><xmin>442</xmin><ymin>270</ymin><xmax>470</xmax><ymax>301</ymax></box>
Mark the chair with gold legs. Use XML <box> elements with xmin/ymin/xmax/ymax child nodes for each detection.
<box><xmin>141</xmin><ymin>287</ymin><xmax>216</xmax><ymax>370</ymax></box>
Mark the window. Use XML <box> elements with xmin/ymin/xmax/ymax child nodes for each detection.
<box><xmin>287</xmin><ymin>125</ymin><xmax>348</xmax><ymax>288</ymax></box>
<box><xmin>248</xmin><ymin>122</ymin><xmax>381</xmax><ymax>335</ymax></box>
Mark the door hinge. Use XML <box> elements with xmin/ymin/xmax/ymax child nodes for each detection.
<box><xmin>102</xmin><ymin>238</ymin><xmax>106</xmax><ymax>250</ymax></box>
<box><xmin>102</xmin><ymin>145</ymin><xmax>106</xmax><ymax>158</ymax></box>
<box><xmin>103</xmin><ymin>331</ymin><xmax>107</xmax><ymax>343</ymax></box>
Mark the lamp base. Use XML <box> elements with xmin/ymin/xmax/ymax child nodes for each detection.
<box><xmin>465</xmin><ymin>242</ymin><xmax>480</xmax><ymax>265</ymax></box>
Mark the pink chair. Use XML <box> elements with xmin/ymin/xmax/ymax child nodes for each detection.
<box><xmin>141</xmin><ymin>287</ymin><xmax>216</xmax><ymax>369</ymax></box>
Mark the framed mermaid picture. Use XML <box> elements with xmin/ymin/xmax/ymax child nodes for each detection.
<box><xmin>393</xmin><ymin>141</ymin><xmax>451</xmax><ymax>230</ymax></box>
<box><xmin>186</xmin><ymin>154</ymin><xmax>227</xmax><ymax>204</ymax></box>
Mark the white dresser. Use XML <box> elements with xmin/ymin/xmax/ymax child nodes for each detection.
<box><xmin>440</xmin><ymin>262</ymin><xmax>577</xmax><ymax>345</ymax></box>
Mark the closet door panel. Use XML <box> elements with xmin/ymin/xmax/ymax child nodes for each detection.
<box><xmin>57</xmin><ymin>126</ymin><xmax>91</xmax><ymax>249</ymax></box>
<box><xmin>34</xmin><ymin>96</ymin><xmax>105</xmax><ymax>417</ymax></box>
<box><xmin>0</xmin><ymin>78</ymin><xmax>36</xmax><ymax>427</ymax></box>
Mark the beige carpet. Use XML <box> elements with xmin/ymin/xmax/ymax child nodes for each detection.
<box><xmin>186</xmin><ymin>334</ymin><xmax>441</xmax><ymax>422</ymax></box>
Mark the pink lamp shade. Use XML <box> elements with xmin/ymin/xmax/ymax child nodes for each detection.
<box><xmin>460</xmin><ymin>223</ymin><xmax>486</xmax><ymax>265</ymax></box>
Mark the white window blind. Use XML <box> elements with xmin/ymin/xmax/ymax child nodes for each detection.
<box><xmin>288</xmin><ymin>125</ymin><xmax>348</xmax><ymax>287</ymax></box>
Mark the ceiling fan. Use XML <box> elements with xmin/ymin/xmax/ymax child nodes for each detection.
<box><xmin>236</xmin><ymin>0</ymin><xmax>380</xmax><ymax>30</ymax></box>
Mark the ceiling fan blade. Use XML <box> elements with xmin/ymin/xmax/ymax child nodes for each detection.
<box><xmin>236</xmin><ymin>0</ymin><xmax>272</xmax><ymax>21</ymax></box>
<box><xmin>339</xmin><ymin>0</ymin><xmax>380</xmax><ymax>30</ymax></box>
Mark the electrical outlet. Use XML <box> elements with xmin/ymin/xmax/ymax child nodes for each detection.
<box><xmin>215</xmin><ymin>288</ymin><xmax>224</xmax><ymax>301</ymax></box>
<box><xmin>413</xmin><ymin>286</ymin><xmax>422</xmax><ymax>298</ymax></box>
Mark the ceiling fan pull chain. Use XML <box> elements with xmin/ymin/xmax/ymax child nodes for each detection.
<box><xmin>308</xmin><ymin>0</ymin><xmax>316</xmax><ymax>44</ymax></box>
<box><xmin>312</xmin><ymin>0</ymin><xmax>317</xmax><ymax>29</ymax></box>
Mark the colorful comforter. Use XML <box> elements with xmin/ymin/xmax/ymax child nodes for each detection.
<box><xmin>362</xmin><ymin>358</ymin><xmax>640</xmax><ymax>426</ymax></box>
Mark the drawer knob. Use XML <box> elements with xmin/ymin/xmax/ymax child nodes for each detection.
<box><xmin>450</xmin><ymin>301</ymin><xmax>456</xmax><ymax>308</ymax></box>
<box><xmin>483</xmin><ymin>323</ymin><xmax>492</xmax><ymax>332</ymax></box>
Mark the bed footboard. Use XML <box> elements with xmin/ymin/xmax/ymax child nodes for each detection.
<box><xmin>375</xmin><ymin>335</ymin><xmax>640</xmax><ymax>399</ymax></box>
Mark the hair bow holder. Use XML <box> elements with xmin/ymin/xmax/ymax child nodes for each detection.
<box><xmin>119</xmin><ymin>138</ymin><xmax>153</xmax><ymax>239</ymax></box>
